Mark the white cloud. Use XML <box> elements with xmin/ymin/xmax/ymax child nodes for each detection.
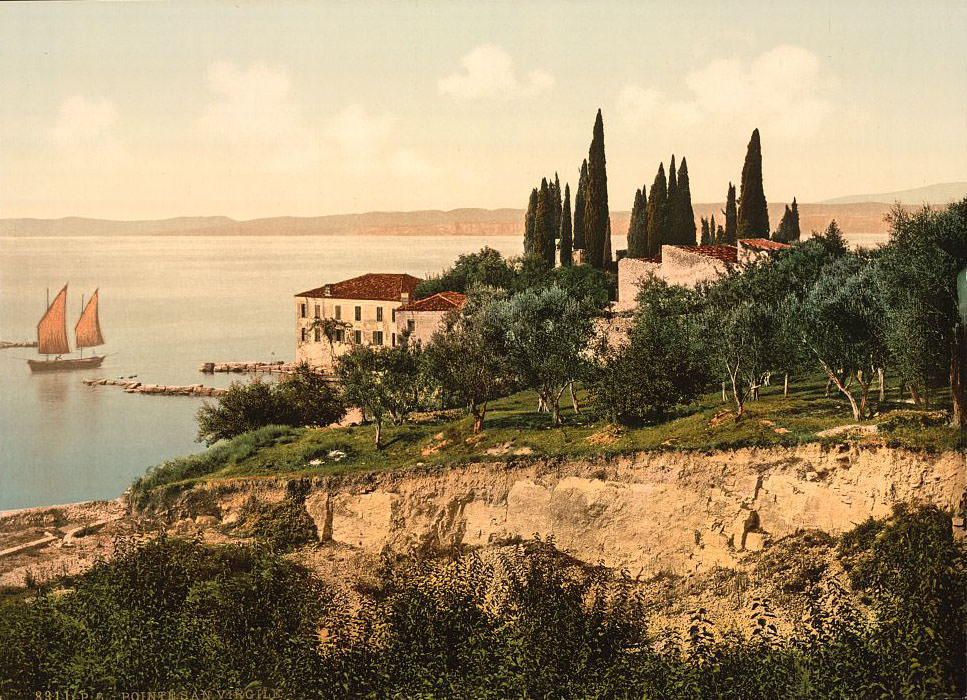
<box><xmin>49</xmin><ymin>96</ymin><xmax>118</xmax><ymax>148</ymax></box>
<box><xmin>201</xmin><ymin>61</ymin><xmax>318</xmax><ymax>170</ymax></box>
<box><xmin>439</xmin><ymin>45</ymin><xmax>554</xmax><ymax>100</ymax></box>
<box><xmin>616</xmin><ymin>45</ymin><xmax>832</xmax><ymax>139</ymax></box>
<box><xmin>326</xmin><ymin>103</ymin><xmax>435</xmax><ymax>177</ymax></box>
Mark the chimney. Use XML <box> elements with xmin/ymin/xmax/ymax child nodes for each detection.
<box><xmin>400</xmin><ymin>291</ymin><xmax>410</xmax><ymax>304</ymax></box>
<box><xmin>323</xmin><ymin>284</ymin><xmax>332</xmax><ymax>297</ymax></box>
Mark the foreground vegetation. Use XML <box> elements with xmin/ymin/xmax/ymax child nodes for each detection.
<box><xmin>1</xmin><ymin>505</ymin><xmax>963</xmax><ymax>699</ymax></box>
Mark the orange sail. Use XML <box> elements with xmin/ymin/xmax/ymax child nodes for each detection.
<box><xmin>75</xmin><ymin>288</ymin><xmax>105</xmax><ymax>348</ymax></box>
<box><xmin>38</xmin><ymin>284</ymin><xmax>70</xmax><ymax>355</ymax></box>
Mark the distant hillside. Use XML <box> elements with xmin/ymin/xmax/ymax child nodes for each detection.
<box><xmin>0</xmin><ymin>201</ymin><xmax>931</xmax><ymax>239</ymax></box>
<box><xmin>0</xmin><ymin>216</ymin><xmax>234</xmax><ymax>237</ymax></box>
<box><xmin>820</xmin><ymin>181</ymin><xmax>967</xmax><ymax>205</ymax></box>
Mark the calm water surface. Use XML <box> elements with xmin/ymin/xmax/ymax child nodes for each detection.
<box><xmin>0</xmin><ymin>235</ymin><xmax>525</xmax><ymax>510</ymax></box>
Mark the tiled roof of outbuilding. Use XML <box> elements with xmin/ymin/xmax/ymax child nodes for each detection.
<box><xmin>296</xmin><ymin>273</ymin><xmax>422</xmax><ymax>301</ymax></box>
<box><xmin>739</xmin><ymin>238</ymin><xmax>792</xmax><ymax>251</ymax></box>
<box><xmin>674</xmin><ymin>245</ymin><xmax>739</xmax><ymax>263</ymax></box>
<box><xmin>398</xmin><ymin>291</ymin><xmax>466</xmax><ymax>312</ymax></box>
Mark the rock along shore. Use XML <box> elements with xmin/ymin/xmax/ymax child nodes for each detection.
<box><xmin>199</xmin><ymin>360</ymin><xmax>299</xmax><ymax>374</ymax></box>
<box><xmin>83</xmin><ymin>377</ymin><xmax>228</xmax><ymax>397</ymax></box>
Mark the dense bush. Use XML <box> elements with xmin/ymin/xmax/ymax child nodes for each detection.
<box><xmin>1</xmin><ymin>506</ymin><xmax>963</xmax><ymax>698</ymax></box>
<box><xmin>237</xmin><ymin>496</ymin><xmax>318</xmax><ymax>552</ymax></box>
<box><xmin>590</xmin><ymin>278</ymin><xmax>707</xmax><ymax>424</ymax></box>
<box><xmin>197</xmin><ymin>364</ymin><xmax>345</xmax><ymax>444</ymax></box>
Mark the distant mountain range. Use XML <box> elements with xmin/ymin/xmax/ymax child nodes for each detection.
<box><xmin>2</xmin><ymin>183</ymin><xmax>963</xmax><ymax>238</ymax></box>
<box><xmin>820</xmin><ymin>181</ymin><xmax>967</xmax><ymax>205</ymax></box>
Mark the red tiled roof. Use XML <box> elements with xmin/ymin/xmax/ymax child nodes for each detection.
<box><xmin>624</xmin><ymin>257</ymin><xmax>661</xmax><ymax>264</ymax></box>
<box><xmin>673</xmin><ymin>245</ymin><xmax>739</xmax><ymax>263</ymax></box>
<box><xmin>739</xmin><ymin>238</ymin><xmax>792</xmax><ymax>251</ymax></box>
<box><xmin>398</xmin><ymin>291</ymin><xmax>466</xmax><ymax>312</ymax></box>
<box><xmin>296</xmin><ymin>273</ymin><xmax>422</xmax><ymax>301</ymax></box>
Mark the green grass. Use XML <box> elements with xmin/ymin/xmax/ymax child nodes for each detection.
<box><xmin>130</xmin><ymin>373</ymin><xmax>962</xmax><ymax>504</ymax></box>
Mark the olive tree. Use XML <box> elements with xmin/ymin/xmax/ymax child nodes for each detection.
<box><xmin>492</xmin><ymin>286</ymin><xmax>595</xmax><ymax>424</ymax></box>
<box><xmin>797</xmin><ymin>254</ymin><xmax>888</xmax><ymax>420</ymax></box>
<box><xmin>425</xmin><ymin>291</ymin><xmax>516</xmax><ymax>433</ymax></box>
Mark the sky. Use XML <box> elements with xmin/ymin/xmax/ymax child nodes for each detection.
<box><xmin>1</xmin><ymin>0</ymin><xmax>965</xmax><ymax>220</ymax></box>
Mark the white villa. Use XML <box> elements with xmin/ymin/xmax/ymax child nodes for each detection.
<box><xmin>294</xmin><ymin>273</ymin><xmax>465</xmax><ymax>371</ymax></box>
<box><xmin>616</xmin><ymin>238</ymin><xmax>791</xmax><ymax>311</ymax></box>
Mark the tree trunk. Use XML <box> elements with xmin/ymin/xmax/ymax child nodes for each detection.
<box><xmin>877</xmin><ymin>367</ymin><xmax>885</xmax><ymax>402</ymax></box>
<box><xmin>537</xmin><ymin>394</ymin><xmax>547</xmax><ymax>413</ymax></box>
<box><xmin>722</xmin><ymin>381</ymin><xmax>727</xmax><ymax>402</ymax></box>
<box><xmin>374</xmin><ymin>419</ymin><xmax>383</xmax><ymax>449</ymax></box>
<box><xmin>825</xmin><ymin>377</ymin><xmax>832</xmax><ymax>398</ymax></box>
<box><xmin>783</xmin><ymin>373</ymin><xmax>789</xmax><ymax>398</ymax></box>
<box><xmin>471</xmin><ymin>402</ymin><xmax>487</xmax><ymax>433</ymax></box>
<box><xmin>952</xmin><ymin>323</ymin><xmax>966</xmax><ymax>428</ymax></box>
<box><xmin>857</xmin><ymin>370</ymin><xmax>872</xmax><ymax>420</ymax></box>
<box><xmin>909</xmin><ymin>383</ymin><xmax>924</xmax><ymax>408</ymax></box>
<box><xmin>822</xmin><ymin>365</ymin><xmax>861</xmax><ymax>420</ymax></box>
<box><xmin>568</xmin><ymin>381</ymin><xmax>580</xmax><ymax>414</ymax></box>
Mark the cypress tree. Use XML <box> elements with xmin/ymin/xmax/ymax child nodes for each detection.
<box><xmin>666</xmin><ymin>155</ymin><xmax>679</xmax><ymax>243</ymax></box>
<box><xmin>583</xmin><ymin>109</ymin><xmax>610</xmax><ymax>269</ymax></box>
<box><xmin>700</xmin><ymin>217</ymin><xmax>710</xmax><ymax>245</ymax></box>
<box><xmin>789</xmin><ymin>197</ymin><xmax>800</xmax><ymax>242</ymax></box>
<box><xmin>645</xmin><ymin>163</ymin><xmax>667</xmax><ymax>258</ymax></box>
<box><xmin>627</xmin><ymin>187</ymin><xmax>649</xmax><ymax>257</ymax></box>
<box><xmin>573</xmin><ymin>160</ymin><xmax>588</xmax><ymax>252</ymax></box>
<box><xmin>773</xmin><ymin>205</ymin><xmax>792</xmax><ymax>242</ymax></box>
<box><xmin>560</xmin><ymin>183</ymin><xmax>573</xmax><ymax>266</ymax></box>
<box><xmin>722</xmin><ymin>182</ymin><xmax>737</xmax><ymax>244</ymax></box>
<box><xmin>737</xmin><ymin>128</ymin><xmax>769</xmax><ymax>238</ymax></box>
<box><xmin>603</xmin><ymin>218</ymin><xmax>612</xmax><ymax>268</ymax></box>
<box><xmin>677</xmin><ymin>157</ymin><xmax>696</xmax><ymax>244</ymax></box>
<box><xmin>533</xmin><ymin>178</ymin><xmax>555</xmax><ymax>268</ymax></box>
<box><xmin>524</xmin><ymin>187</ymin><xmax>538</xmax><ymax>255</ymax></box>
<box><xmin>710</xmin><ymin>213</ymin><xmax>717</xmax><ymax>244</ymax></box>
<box><xmin>551</xmin><ymin>173</ymin><xmax>562</xmax><ymax>239</ymax></box>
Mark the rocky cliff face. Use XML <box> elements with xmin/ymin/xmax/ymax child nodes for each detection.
<box><xmin>190</xmin><ymin>445</ymin><xmax>964</xmax><ymax>576</ymax></box>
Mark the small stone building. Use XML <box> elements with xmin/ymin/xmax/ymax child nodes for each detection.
<box><xmin>616</xmin><ymin>238</ymin><xmax>791</xmax><ymax>311</ymax></box>
<box><xmin>395</xmin><ymin>291</ymin><xmax>466</xmax><ymax>346</ymax></box>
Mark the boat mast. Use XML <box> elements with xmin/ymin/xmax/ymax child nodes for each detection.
<box><xmin>79</xmin><ymin>293</ymin><xmax>84</xmax><ymax>358</ymax></box>
<box><xmin>45</xmin><ymin>287</ymin><xmax>49</xmax><ymax>360</ymax></box>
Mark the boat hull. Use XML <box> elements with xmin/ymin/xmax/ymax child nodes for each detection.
<box><xmin>28</xmin><ymin>355</ymin><xmax>105</xmax><ymax>372</ymax></box>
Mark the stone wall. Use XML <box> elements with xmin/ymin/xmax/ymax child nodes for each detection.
<box><xmin>396</xmin><ymin>308</ymin><xmax>448</xmax><ymax>347</ymax></box>
<box><xmin>616</xmin><ymin>258</ymin><xmax>659</xmax><ymax>311</ymax></box>
<box><xmin>295</xmin><ymin>296</ymin><xmax>401</xmax><ymax>370</ymax></box>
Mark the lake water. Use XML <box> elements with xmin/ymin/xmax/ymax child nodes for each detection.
<box><xmin>0</xmin><ymin>234</ymin><xmax>527</xmax><ymax>510</ymax></box>
<box><xmin>0</xmin><ymin>231</ymin><xmax>886</xmax><ymax>511</ymax></box>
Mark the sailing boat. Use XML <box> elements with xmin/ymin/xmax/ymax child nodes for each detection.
<box><xmin>27</xmin><ymin>285</ymin><xmax>106</xmax><ymax>372</ymax></box>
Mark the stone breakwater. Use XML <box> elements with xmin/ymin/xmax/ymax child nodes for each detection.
<box><xmin>83</xmin><ymin>377</ymin><xmax>228</xmax><ymax>397</ymax></box>
<box><xmin>157</xmin><ymin>444</ymin><xmax>966</xmax><ymax>578</ymax></box>
<box><xmin>199</xmin><ymin>360</ymin><xmax>299</xmax><ymax>374</ymax></box>
<box><xmin>0</xmin><ymin>339</ymin><xmax>37</xmax><ymax>349</ymax></box>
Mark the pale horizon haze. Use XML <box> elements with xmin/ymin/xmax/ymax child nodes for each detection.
<box><xmin>1</xmin><ymin>0</ymin><xmax>966</xmax><ymax>220</ymax></box>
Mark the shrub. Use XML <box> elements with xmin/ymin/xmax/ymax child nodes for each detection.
<box><xmin>237</xmin><ymin>498</ymin><xmax>318</xmax><ymax>552</ymax></box>
<box><xmin>197</xmin><ymin>365</ymin><xmax>344</xmax><ymax>445</ymax></box>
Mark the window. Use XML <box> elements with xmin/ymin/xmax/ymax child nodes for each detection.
<box><xmin>314</xmin><ymin>304</ymin><xmax>320</xmax><ymax>319</ymax></box>
<box><xmin>372</xmin><ymin>331</ymin><xmax>383</xmax><ymax>345</ymax></box>
<box><xmin>354</xmin><ymin>306</ymin><xmax>362</xmax><ymax>321</ymax></box>
<box><xmin>354</xmin><ymin>330</ymin><xmax>362</xmax><ymax>344</ymax></box>
<box><xmin>335</xmin><ymin>329</ymin><xmax>345</xmax><ymax>343</ymax></box>
<box><xmin>392</xmin><ymin>333</ymin><xmax>397</xmax><ymax>347</ymax></box>
<box><xmin>407</xmin><ymin>319</ymin><xmax>415</xmax><ymax>332</ymax></box>
<box><xmin>376</xmin><ymin>307</ymin><xmax>383</xmax><ymax>322</ymax></box>
<box><xmin>299</xmin><ymin>303</ymin><xmax>307</xmax><ymax>318</ymax></box>
<box><xmin>314</xmin><ymin>327</ymin><xmax>321</xmax><ymax>342</ymax></box>
<box><xmin>335</xmin><ymin>305</ymin><xmax>341</xmax><ymax>320</ymax></box>
<box><xmin>301</xmin><ymin>328</ymin><xmax>308</xmax><ymax>342</ymax></box>
<box><xmin>391</xmin><ymin>309</ymin><xmax>396</xmax><ymax>322</ymax></box>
